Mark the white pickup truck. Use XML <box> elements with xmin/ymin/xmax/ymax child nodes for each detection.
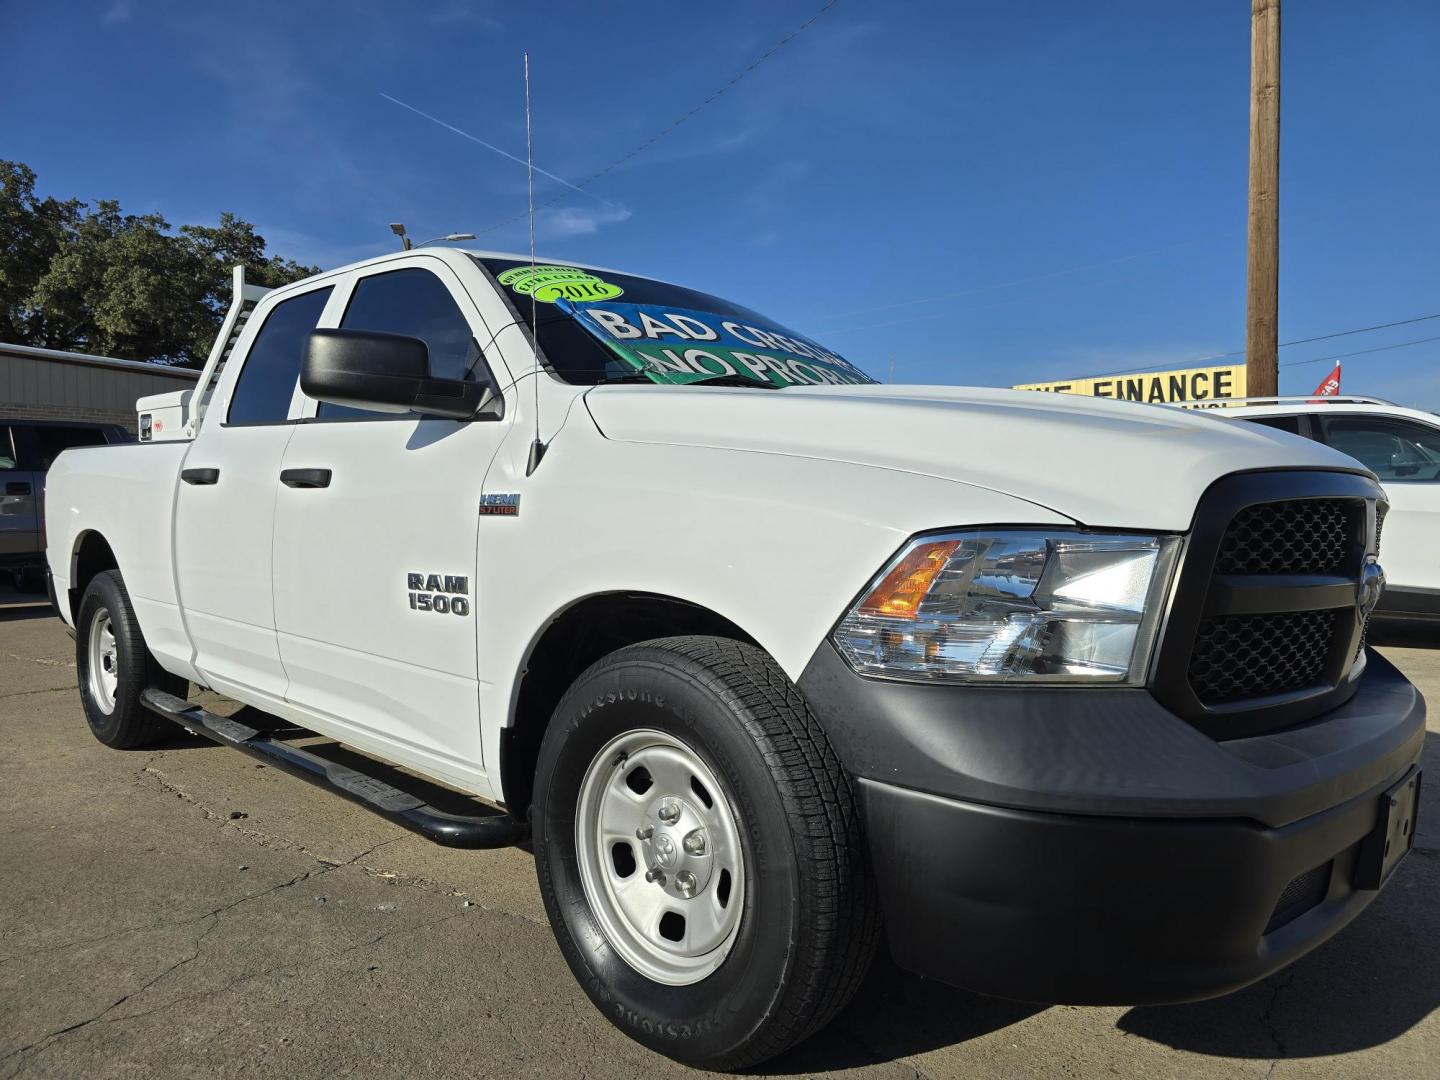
<box><xmin>45</xmin><ymin>248</ymin><xmax>1423</xmax><ymax>1069</ymax></box>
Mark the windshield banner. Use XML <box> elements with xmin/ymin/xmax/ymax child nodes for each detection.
<box><xmin>557</xmin><ymin>299</ymin><xmax>874</xmax><ymax>387</ymax></box>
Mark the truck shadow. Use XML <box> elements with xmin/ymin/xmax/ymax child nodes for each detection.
<box><xmin>1115</xmin><ymin>727</ymin><xmax>1440</xmax><ymax>1059</ymax></box>
<box><xmin>0</xmin><ymin>602</ymin><xmax>52</xmax><ymax>623</ymax></box>
<box><xmin>0</xmin><ymin>580</ymin><xmax>53</xmax><ymax>622</ymax></box>
<box><xmin>762</xmin><ymin>958</ymin><xmax>1045</xmax><ymax>1073</ymax></box>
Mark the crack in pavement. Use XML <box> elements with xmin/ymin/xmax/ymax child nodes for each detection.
<box><xmin>136</xmin><ymin>753</ymin><xmax>407</xmax><ymax>867</ymax></box>
<box><xmin>1</xmin><ymin>916</ymin><xmax>218</xmax><ymax>1078</ymax></box>
<box><xmin>1258</xmin><ymin>967</ymin><xmax>1297</xmax><ymax>1076</ymax></box>
<box><xmin>135</xmin><ymin>752</ymin><xmax>545</xmax><ymax>924</ymax></box>
<box><xmin>0</xmin><ymin>651</ymin><xmax>74</xmax><ymax>669</ymax></box>
<box><xmin>5</xmin><ymin>905</ymin><xmax>479</xmax><ymax>1076</ymax></box>
<box><xmin>0</xmin><ymin>686</ymin><xmax>71</xmax><ymax>702</ymax></box>
<box><xmin>0</xmin><ymin>780</ymin><xmax>408</xmax><ymax>969</ymax></box>
<box><xmin>0</xmin><ymin>840</ymin><xmax>432</xmax><ymax>1077</ymax></box>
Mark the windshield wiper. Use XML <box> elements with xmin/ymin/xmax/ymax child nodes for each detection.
<box><xmin>681</xmin><ymin>374</ymin><xmax>781</xmax><ymax>390</ymax></box>
<box><xmin>594</xmin><ymin>373</ymin><xmax>781</xmax><ymax>389</ymax></box>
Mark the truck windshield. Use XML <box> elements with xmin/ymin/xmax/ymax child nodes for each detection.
<box><xmin>472</xmin><ymin>256</ymin><xmax>876</xmax><ymax>389</ymax></box>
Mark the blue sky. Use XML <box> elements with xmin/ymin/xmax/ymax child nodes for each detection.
<box><xmin>5</xmin><ymin>1</ymin><xmax>1438</xmax><ymax>402</ymax></box>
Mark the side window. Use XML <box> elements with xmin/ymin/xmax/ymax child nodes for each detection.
<box><xmin>227</xmin><ymin>287</ymin><xmax>334</xmax><ymax>425</ymax></box>
<box><xmin>33</xmin><ymin>426</ymin><xmax>107</xmax><ymax>469</ymax></box>
<box><xmin>317</xmin><ymin>268</ymin><xmax>480</xmax><ymax>420</ymax></box>
<box><xmin>0</xmin><ymin>426</ymin><xmax>15</xmax><ymax>470</ymax></box>
<box><xmin>1241</xmin><ymin>414</ymin><xmax>1302</xmax><ymax>436</ymax></box>
<box><xmin>1323</xmin><ymin>416</ymin><xmax>1440</xmax><ymax>482</ymax></box>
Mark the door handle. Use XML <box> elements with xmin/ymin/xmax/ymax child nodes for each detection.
<box><xmin>181</xmin><ymin>468</ymin><xmax>220</xmax><ymax>486</ymax></box>
<box><xmin>280</xmin><ymin>468</ymin><xmax>332</xmax><ymax>489</ymax></box>
<box><xmin>4</xmin><ymin>482</ymin><xmax>30</xmax><ymax>495</ymax></box>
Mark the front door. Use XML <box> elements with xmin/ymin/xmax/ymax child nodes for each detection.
<box><xmin>1319</xmin><ymin>413</ymin><xmax>1440</xmax><ymax>594</ymax></box>
<box><xmin>173</xmin><ymin>281</ymin><xmax>338</xmax><ymax>700</ymax></box>
<box><xmin>271</xmin><ymin>259</ymin><xmax>511</xmax><ymax>786</ymax></box>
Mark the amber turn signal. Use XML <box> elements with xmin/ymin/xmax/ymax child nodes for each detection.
<box><xmin>857</xmin><ymin>540</ymin><xmax>961</xmax><ymax>618</ymax></box>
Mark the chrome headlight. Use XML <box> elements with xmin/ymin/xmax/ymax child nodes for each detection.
<box><xmin>833</xmin><ymin>530</ymin><xmax>1180</xmax><ymax>684</ymax></box>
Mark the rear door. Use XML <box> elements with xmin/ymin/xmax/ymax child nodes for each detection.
<box><xmin>173</xmin><ymin>281</ymin><xmax>340</xmax><ymax>700</ymax></box>
<box><xmin>0</xmin><ymin>424</ymin><xmax>39</xmax><ymax>560</ymax></box>
<box><xmin>271</xmin><ymin>258</ymin><xmax>511</xmax><ymax>784</ymax></box>
<box><xmin>1317</xmin><ymin>412</ymin><xmax>1440</xmax><ymax>593</ymax></box>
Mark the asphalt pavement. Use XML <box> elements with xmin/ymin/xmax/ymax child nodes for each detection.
<box><xmin>2</xmin><ymin>581</ymin><xmax>1437</xmax><ymax>1079</ymax></box>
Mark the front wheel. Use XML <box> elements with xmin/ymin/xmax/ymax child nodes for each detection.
<box><xmin>76</xmin><ymin>569</ymin><xmax>182</xmax><ymax>749</ymax></box>
<box><xmin>533</xmin><ymin>636</ymin><xmax>880</xmax><ymax>1069</ymax></box>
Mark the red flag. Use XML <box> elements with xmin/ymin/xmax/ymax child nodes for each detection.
<box><xmin>1312</xmin><ymin>363</ymin><xmax>1341</xmax><ymax>398</ymax></box>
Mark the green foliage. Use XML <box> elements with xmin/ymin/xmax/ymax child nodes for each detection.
<box><xmin>0</xmin><ymin>161</ymin><xmax>319</xmax><ymax>367</ymax></box>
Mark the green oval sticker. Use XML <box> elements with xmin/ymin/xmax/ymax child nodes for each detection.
<box><xmin>496</xmin><ymin>265</ymin><xmax>624</xmax><ymax>304</ymax></box>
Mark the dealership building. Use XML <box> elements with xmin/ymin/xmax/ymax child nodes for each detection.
<box><xmin>0</xmin><ymin>342</ymin><xmax>198</xmax><ymax>432</ymax></box>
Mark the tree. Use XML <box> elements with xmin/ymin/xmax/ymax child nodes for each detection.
<box><xmin>0</xmin><ymin>161</ymin><xmax>319</xmax><ymax>367</ymax></box>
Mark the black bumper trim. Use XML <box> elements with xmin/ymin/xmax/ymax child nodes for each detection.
<box><xmin>798</xmin><ymin>642</ymin><xmax>1424</xmax><ymax>829</ymax></box>
<box><xmin>862</xmin><ymin>766</ymin><xmax>1414</xmax><ymax>1005</ymax></box>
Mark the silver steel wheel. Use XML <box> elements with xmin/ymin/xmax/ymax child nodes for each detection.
<box><xmin>576</xmin><ymin>728</ymin><xmax>746</xmax><ymax>986</ymax></box>
<box><xmin>87</xmin><ymin>607</ymin><xmax>119</xmax><ymax>715</ymax></box>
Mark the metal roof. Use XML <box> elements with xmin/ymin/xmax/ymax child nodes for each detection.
<box><xmin>0</xmin><ymin>341</ymin><xmax>200</xmax><ymax>380</ymax></box>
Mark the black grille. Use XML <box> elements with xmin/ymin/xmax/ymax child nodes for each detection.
<box><xmin>1216</xmin><ymin>499</ymin><xmax>1356</xmax><ymax>576</ymax></box>
<box><xmin>1265</xmin><ymin>861</ymin><xmax>1332</xmax><ymax>934</ymax></box>
<box><xmin>1154</xmin><ymin>472</ymin><xmax>1380</xmax><ymax>736</ymax></box>
<box><xmin>1189</xmin><ymin>610</ymin><xmax>1337</xmax><ymax>704</ymax></box>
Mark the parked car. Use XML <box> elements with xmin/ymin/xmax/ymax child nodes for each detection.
<box><xmin>0</xmin><ymin>419</ymin><xmax>130</xmax><ymax>591</ymax></box>
<box><xmin>1215</xmin><ymin>396</ymin><xmax>1440</xmax><ymax>620</ymax></box>
<box><xmin>43</xmin><ymin>251</ymin><xmax>1423</xmax><ymax>1069</ymax></box>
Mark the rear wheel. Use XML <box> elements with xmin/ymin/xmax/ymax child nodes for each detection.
<box><xmin>76</xmin><ymin>570</ymin><xmax>182</xmax><ymax>749</ymax></box>
<box><xmin>533</xmin><ymin>636</ymin><xmax>880</xmax><ymax>1069</ymax></box>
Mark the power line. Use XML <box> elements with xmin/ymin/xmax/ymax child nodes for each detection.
<box><xmin>1094</xmin><ymin>312</ymin><xmax>1440</xmax><ymax>377</ymax></box>
<box><xmin>379</xmin><ymin>93</ymin><xmax>612</xmax><ymax>207</ymax></box>
<box><xmin>473</xmin><ymin>0</ymin><xmax>841</xmax><ymax>236</ymax></box>
<box><xmin>1278</xmin><ymin>334</ymin><xmax>1440</xmax><ymax>369</ymax></box>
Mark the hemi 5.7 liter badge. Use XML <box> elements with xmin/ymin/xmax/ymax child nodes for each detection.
<box><xmin>479</xmin><ymin>493</ymin><xmax>520</xmax><ymax>517</ymax></box>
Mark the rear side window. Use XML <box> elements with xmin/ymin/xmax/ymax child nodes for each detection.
<box><xmin>1323</xmin><ymin>415</ymin><xmax>1440</xmax><ymax>482</ymax></box>
<box><xmin>317</xmin><ymin>268</ymin><xmax>480</xmax><ymax>420</ymax></box>
<box><xmin>228</xmin><ymin>287</ymin><xmax>333</xmax><ymax>425</ymax></box>
<box><xmin>0</xmin><ymin>426</ymin><xmax>15</xmax><ymax>469</ymax></box>
<box><xmin>33</xmin><ymin>426</ymin><xmax>107</xmax><ymax>468</ymax></box>
<box><xmin>1242</xmin><ymin>414</ymin><xmax>1303</xmax><ymax>436</ymax></box>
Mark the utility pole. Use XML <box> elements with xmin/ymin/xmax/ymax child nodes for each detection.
<box><xmin>1245</xmin><ymin>0</ymin><xmax>1281</xmax><ymax>397</ymax></box>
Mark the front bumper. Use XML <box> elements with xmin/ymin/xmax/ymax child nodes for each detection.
<box><xmin>798</xmin><ymin>644</ymin><xmax>1425</xmax><ymax>1004</ymax></box>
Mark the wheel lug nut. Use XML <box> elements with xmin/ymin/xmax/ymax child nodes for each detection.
<box><xmin>675</xmin><ymin>870</ymin><xmax>697</xmax><ymax>897</ymax></box>
<box><xmin>635</xmin><ymin>825</ymin><xmax>654</xmax><ymax>840</ymax></box>
<box><xmin>645</xmin><ymin>869</ymin><xmax>666</xmax><ymax>885</ymax></box>
<box><xmin>657</xmin><ymin>800</ymin><xmax>680</xmax><ymax>823</ymax></box>
<box><xmin>682</xmin><ymin>829</ymin><xmax>706</xmax><ymax>855</ymax></box>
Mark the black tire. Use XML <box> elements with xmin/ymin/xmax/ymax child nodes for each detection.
<box><xmin>75</xmin><ymin>569</ymin><xmax>184</xmax><ymax>749</ymax></box>
<box><xmin>533</xmin><ymin>636</ymin><xmax>880</xmax><ymax>1069</ymax></box>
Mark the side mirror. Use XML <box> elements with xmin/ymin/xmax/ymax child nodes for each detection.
<box><xmin>302</xmin><ymin>329</ymin><xmax>502</xmax><ymax>421</ymax></box>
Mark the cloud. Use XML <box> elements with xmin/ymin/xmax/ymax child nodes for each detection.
<box><xmin>102</xmin><ymin>0</ymin><xmax>132</xmax><ymax>24</ymax></box>
<box><xmin>427</xmin><ymin>1</ymin><xmax>500</xmax><ymax>29</ymax></box>
<box><xmin>537</xmin><ymin>205</ymin><xmax>633</xmax><ymax>240</ymax></box>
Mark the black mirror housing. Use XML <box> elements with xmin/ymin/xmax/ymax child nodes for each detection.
<box><xmin>302</xmin><ymin>329</ymin><xmax>501</xmax><ymax>421</ymax></box>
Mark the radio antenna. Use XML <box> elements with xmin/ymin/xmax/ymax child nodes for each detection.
<box><xmin>524</xmin><ymin>51</ymin><xmax>546</xmax><ymax>476</ymax></box>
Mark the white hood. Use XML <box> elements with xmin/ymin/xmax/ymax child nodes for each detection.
<box><xmin>583</xmin><ymin>383</ymin><xmax>1366</xmax><ymax>531</ymax></box>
